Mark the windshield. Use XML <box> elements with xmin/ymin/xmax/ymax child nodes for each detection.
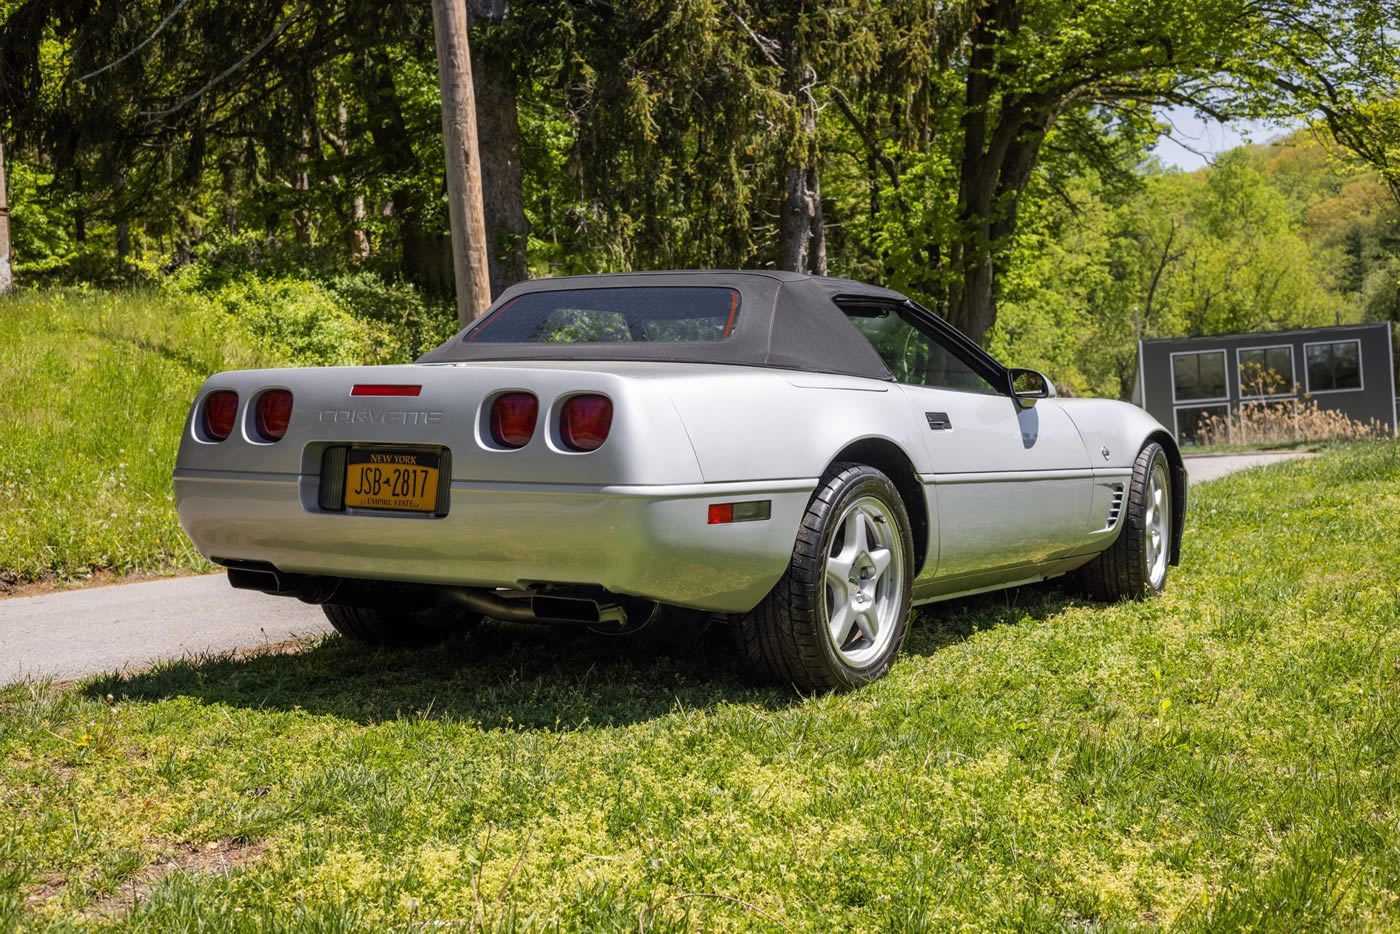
<box><xmin>465</xmin><ymin>287</ymin><xmax>741</xmax><ymax>343</ymax></box>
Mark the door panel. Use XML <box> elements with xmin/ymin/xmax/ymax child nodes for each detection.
<box><xmin>841</xmin><ymin>300</ymin><xmax>1094</xmax><ymax>584</ymax></box>
<box><xmin>902</xmin><ymin>389</ymin><xmax>1094</xmax><ymax>579</ymax></box>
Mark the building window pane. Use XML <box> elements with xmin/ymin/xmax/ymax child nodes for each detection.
<box><xmin>1173</xmin><ymin>351</ymin><xmax>1227</xmax><ymax>400</ymax></box>
<box><xmin>1306</xmin><ymin>341</ymin><xmax>1363</xmax><ymax>392</ymax></box>
<box><xmin>1239</xmin><ymin>347</ymin><xmax>1294</xmax><ymax>396</ymax></box>
<box><xmin>1176</xmin><ymin>404</ymin><xmax>1230</xmax><ymax>445</ymax></box>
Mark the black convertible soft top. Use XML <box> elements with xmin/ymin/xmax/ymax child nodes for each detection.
<box><xmin>416</xmin><ymin>270</ymin><xmax>905</xmax><ymax>380</ymax></box>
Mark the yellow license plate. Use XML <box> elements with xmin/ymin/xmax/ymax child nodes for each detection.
<box><xmin>344</xmin><ymin>448</ymin><xmax>440</xmax><ymax>513</ymax></box>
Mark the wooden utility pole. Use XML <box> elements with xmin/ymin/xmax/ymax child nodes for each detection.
<box><xmin>0</xmin><ymin>135</ymin><xmax>12</xmax><ymax>296</ymax></box>
<box><xmin>430</xmin><ymin>0</ymin><xmax>492</xmax><ymax>325</ymax></box>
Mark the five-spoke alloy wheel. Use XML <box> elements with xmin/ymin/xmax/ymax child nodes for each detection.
<box><xmin>1143</xmin><ymin>455</ymin><xmax>1171</xmax><ymax>591</ymax></box>
<box><xmin>737</xmin><ymin>462</ymin><xmax>914</xmax><ymax>691</ymax></box>
<box><xmin>823</xmin><ymin>495</ymin><xmax>905</xmax><ymax>669</ymax></box>
<box><xmin>1072</xmin><ymin>441</ymin><xmax>1174</xmax><ymax>601</ymax></box>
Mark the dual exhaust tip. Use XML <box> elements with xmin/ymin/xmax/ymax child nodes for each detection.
<box><xmin>224</xmin><ymin>563</ymin><xmax>627</xmax><ymax>626</ymax></box>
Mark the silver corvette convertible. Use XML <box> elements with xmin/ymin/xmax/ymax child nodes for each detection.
<box><xmin>174</xmin><ymin>271</ymin><xmax>1186</xmax><ymax>690</ymax></box>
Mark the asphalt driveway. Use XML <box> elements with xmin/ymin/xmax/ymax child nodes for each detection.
<box><xmin>0</xmin><ymin>574</ymin><xmax>329</xmax><ymax>684</ymax></box>
<box><xmin>1181</xmin><ymin>450</ymin><xmax>1314</xmax><ymax>484</ymax></box>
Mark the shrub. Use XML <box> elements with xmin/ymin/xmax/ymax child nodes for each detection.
<box><xmin>165</xmin><ymin>235</ymin><xmax>458</xmax><ymax>365</ymax></box>
<box><xmin>320</xmin><ymin>271</ymin><xmax>460</xmax><ymax>363</ymax></box>
<box><xmin>179</xmin><ymin>275</ymin><xmax>372</xmax><ymax>367</ymax></box>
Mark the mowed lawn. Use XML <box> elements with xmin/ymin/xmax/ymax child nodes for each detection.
<box><xmin>3</xmin><ymin>442</ymin><xmax>1399</xmax><ymax>931</ymax></box>
<box><xmin>0</xmin><ymin>290</ymin><xmax>278</xmax><ymax>587</ymax></box>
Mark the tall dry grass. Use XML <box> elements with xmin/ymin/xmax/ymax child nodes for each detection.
<box><xmin>1196</xmin><ymin>362</ymin><xmax>1392</xmax><ymax>446</ymax></box>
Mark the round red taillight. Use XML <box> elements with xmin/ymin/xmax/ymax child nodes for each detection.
<box><xmin>489</xmin><ymin>392</ymin><xmax>539</xmax><ymax>448</ymax></box>
<box><xmin>202</xmin><ymin>390</ymin><xmax>239</xmax><ymax>442</ymax></box>
<box><xmin>560</xmin><ymin>394</ymin><xmax>613</xmax><ymax>452</ymax></box>
<box><xmin>255</xmin><ymin>389</ymin><xmax>294</xmax><ymax>442</ymax></box>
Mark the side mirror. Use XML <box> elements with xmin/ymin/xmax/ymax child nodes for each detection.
<box><xmin>1009</xmin><ymin>368</ymin><xmax>1055</xmax><ymax>408</ymax></box>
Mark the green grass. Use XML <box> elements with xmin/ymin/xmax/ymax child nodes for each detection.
<box><xmin>0</xmin><ymin>288</ymin><xmax>281</xmax><ymax>585</ymax></box>
<box><xmin>2</xmin><ymin>441</ymin><xmax>1399</xmax><ymax>930</ymax></box>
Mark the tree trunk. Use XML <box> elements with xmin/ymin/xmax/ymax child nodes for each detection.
<box><xmin>955</xmin><ymin>253</ymin><xmax>997</xmax><ymax>345</ymax></box>
<box><xmin>221</xmin><ymin>154</ymin><xmax>239</xmax><ymax>234</ymax></box>
<box><xmin>0</xmin><ymin>136</ymin><xmax>11</xmax><ymax>295</ymax></box>
<box><xmin>335</xmin><ymin>101</ymin><xmax>370</xmax><ymax>261</ymax></box>
<box><xmin>362</xmin><ymin>50</ymin><xmax>441</xmax><ymax>290</ymax></box>
<box><xmin>807</xmin><ymin>164</ymin><xmax>826</xmax><ymax>276</ymax></box>
<box><xmin>945</xmin><ymin>0</ymin><xmax>1029</xmax><ymax>345</ymax></box>
<box><xmin>293</xmin><ymin>127</ymin><xmax>313</xmax><ymax>246</ymax></box>
<box><xmin>115</xmin><ymin>168</ymin><xmax>130</xmax><ymax>259</ymax></box>
<box><xmin>778</xmin><ymin>164</ymin><xmax>814</xmax><ymax>272</ymax></box>
<box><xmin>73</xmin><ymin>166</ymin><xmax>86</xmax><ymax>243</ymax></box>
<box><xmin>473</xmin><ymin>45</ymin><xmax>529</xmax><ymax>296</ymax></box>
<box><xmin>776</xmin><ymin>49</ymin><xmax>820</xmax><ymax>274</ymax></box>
<box><xmin>345</xmin><ymin>194</ymin><xmax>370</xmax><ymax>262</ymax></box>
<box><xmin>431</xmin><ymin>0</ymin><xmax>493</xmax><ymax>324</ymax></box>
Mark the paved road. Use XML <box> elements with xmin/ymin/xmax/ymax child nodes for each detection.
<box><xmin>1182</xmin><ymin>450</ymin><xmax>1314</xmax><ymax>485</ymax></box>
<box><xmin>0</xmin><ymin>574</ymin><xmax>330</xmax><ymax>684</ymax></box>
<box><xmin>0</xmin><ymin>451</ymin><xmax>1312</xmax><ymax>685</ymax></box>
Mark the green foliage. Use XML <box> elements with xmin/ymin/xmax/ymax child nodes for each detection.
<box><xmin>1</xmin><ymin>0</ymin><xmax>1398</xmax><ymax>396</ymax></box>
<box><xmin>168</xmin><ymin>233</ymin><xmax>460</xmax><ymax>363</ymax></box>
<box><xmin>170</xmin><ymin>274</ymin><xmax>371</xmax><ymax>368</ymax></box>
<box><xmin>0</xmin><ymin>289</ymin><xmax>279</xmax><ymax>584</ymax></box>
<box><xmin>0</xmin><ymin>278</ymin><xmax>458</xmax><ymax>586</ymax></box>
<box><xmin>981</xmin><ymin>131</ymin><xmax>1394</xmax><ymax>399</ymax></box>
<box><xmin>4</xmin><ymin>442</ymin><xmax>1400</xmax><ymax>927</ymax></box>
<box><xmin>5</xmin><ymin>159</ymin><xmax>73</xmax><ymax>267</ymax></box>
<box><xmin>317</xmin><ymin>271</ymin><xmax>460</xmax><ymax>362</ymax></box>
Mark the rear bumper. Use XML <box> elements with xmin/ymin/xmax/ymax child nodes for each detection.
<box><xmin>173</xmin><ymin>469</ymin><xmax>816</xmax><ymax>613</ymax></box>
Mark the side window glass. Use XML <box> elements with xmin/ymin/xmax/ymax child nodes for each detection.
<box><xmin>846</xmin><ymin>308</ymin><xmax>1001</xmax><ymax>394</ymax></box>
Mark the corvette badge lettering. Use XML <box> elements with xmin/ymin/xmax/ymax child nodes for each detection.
<box><xmin>319</xmin><ymin>408</ymin><xmax>443</xmax><ymax>426</ymax></box>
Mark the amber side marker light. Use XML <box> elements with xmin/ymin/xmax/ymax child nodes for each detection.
<box><xmin>351</xmin><ymin>384</ymin><xmax>422</xmax><ymax>397</ymax></box>
<box><xmin>707</xmin><ymin>500</ymin><xmax>772</xmax><ymax>524</ymax></box>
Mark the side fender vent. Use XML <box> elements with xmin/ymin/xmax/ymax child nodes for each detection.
<box><xmin>1104</xmin><ymin>483</ymin><xmax>1126</xmax><ymax>530</ymax></box>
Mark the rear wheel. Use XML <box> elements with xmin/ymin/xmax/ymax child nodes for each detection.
<box><xmin>736</xmin><ymin>462</ymin><xmax>914</xmax><ymax>691</ymax></box>
<box><xmin>321</xmin><ymin>603</ymin><xmax>480</xmax><ymax>648</ymax></box>
<box><xmin>1072</xmin><ymin>442</ymin><xmax>1172</xmax><ymax>601</ymax></box>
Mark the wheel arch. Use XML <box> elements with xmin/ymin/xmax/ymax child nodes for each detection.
<box><xmin>826</xmin><ymin>437</ymin><xmax>930</xmax><ymax>575</ymax></box>
<box><xmin>1144</xmin><ymin>429</ymin><xmax>1187</xmax><ymax>566</ymax></box>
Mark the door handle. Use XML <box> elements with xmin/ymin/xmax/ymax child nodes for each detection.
<box><xmin>925</xmin><ymin>412</ymin><xmax>952</xmax><ymax>431</ymax></box>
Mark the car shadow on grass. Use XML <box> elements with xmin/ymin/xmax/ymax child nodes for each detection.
<box><xmin>82</xmin><ymin>616</ymin><xmax>800</xmax><ymax>729</ymax></box>
<box><xmin>83</xmin><ymin>582</ymin><xmax>1079</xmax><ymax>728</ymax></box>
<box><xmin>906</xmin><ymin>579</ymin><xmax>1077</xmax><ymax>656</ymax></box>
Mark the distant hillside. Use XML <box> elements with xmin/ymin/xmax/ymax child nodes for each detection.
<box><xmin>988</xmin><ymin>127</ymin><xmax>1400</xmax><ymax>401</ymax></box>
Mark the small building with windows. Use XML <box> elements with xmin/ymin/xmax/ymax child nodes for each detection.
<box><xmin>1136</xmin><ymin>322</ymin><xmax>1397</xmax><ymax>445</ymax></box>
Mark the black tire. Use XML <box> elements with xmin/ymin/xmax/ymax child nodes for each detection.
<box><xmin>1072</xmin><ymin>441</ymin><xmax>1173</xmax><ymax>601</ymax></box>
<box><xmin>321</xmin><ymin>603</ymin><xmax>480</xmax><ymax>647</ymax></box>
<box><xmin>736</xmin><ymin>462</ymin><xmax>914</xmax><ymax>691</ymax></box>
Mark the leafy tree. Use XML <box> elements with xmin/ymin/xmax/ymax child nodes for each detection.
<box><xmin>835</xmin><ymin>0</ymin><xmax>1400</xmax><ymax>346</ymax></box>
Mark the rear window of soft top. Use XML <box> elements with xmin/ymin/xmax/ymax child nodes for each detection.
<box><xmin>465</xmin><ymin>286</ymin><xmax>740</xmax><ymax>343</ymax></box>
